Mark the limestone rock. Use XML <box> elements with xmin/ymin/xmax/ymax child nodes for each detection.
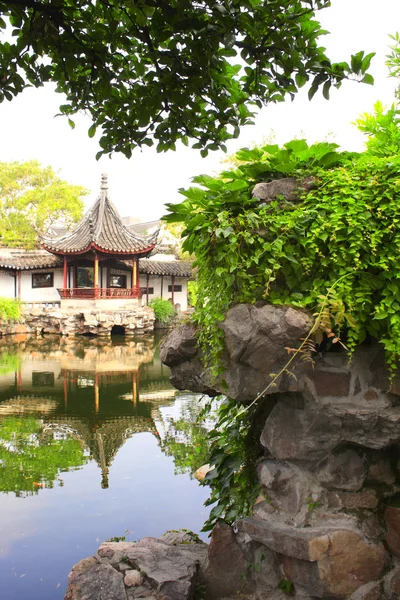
<box><xmin>161</xmin><ymin>529</ymin><xmax>204</xmax><ymax>545</ymax></box>
<box><xmin>348</xmin><ymin>581</ymin><xmax>382</xmax><ymax>600</ymax></box>
<box><xmin>160</xmin><ymin>323</ymin><xmax>198</xmax><ymax>366</ymax></box>
<box><xmin>238</xmin><ymin>517</ymin><xmax>386</xmax><ymax>598</ymax></box>
<box><xmin>193</xmin><ymin>464</ymin><xmax>213</xmax><ymax>482</ymax></box>
<box><xmin>252</xmin><ymin>177</ymin><xmax>316</xmax><ymax>203</ymax></box>
<box><xmin>315</xmin><ymin>450</ymin><xmax>366</xmax><ymax>491</ymax></box>
<box><xmin>261</xmin><ymin>400</ymin><xmax>400</xmax><ymax>462</ymax></box>
<box><xmin>257</xmin><ymin>460</ymin><xmax>319</xmax><ymax>518</ymax></box>
<box><xmin>326</xmin><ymin>489</ymin><xmax>378</xmax><ymax>510</ymax></box>
<box><xmin>383</xmin><ymin>567</ymin><xmax>400</xmax><ymax>597</ymax></box>
<box><xmin>65</xmin><ymin>558</ymin><xmax>126</xmax><ymax>600</ymax></box>
<box><xmin>161</xmin><ymin>304</ymin><xmax>313</xmax><ymax>401</ymax></box>
<box><xmin>385</xmin><ymin>506</ymin><xmax>400</xmax><ymax>558</ymax></box>
<box><xmin>98</xmin><ymin>537</ymin><xmax>207</xmax><ymax>600</ymax></box>
<box><xmin>124</xmin><ymin>569</ymin><xmax>144</xmax><ymax>587</ymax></box>
<box><xmin>202</xmin><ymin>522</ymin><xmax>250</xmax><ymax>599</ymax></box>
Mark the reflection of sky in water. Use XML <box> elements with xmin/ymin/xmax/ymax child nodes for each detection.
<box><xmin>0</xmin><ymin>336</ymin><xmax>211</xmax><ymax>600</ymax></box>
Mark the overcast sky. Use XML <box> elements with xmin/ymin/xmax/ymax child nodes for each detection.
<box><xmin>0</xmin><ymin>0</ymin><xmax>399</xmax><ymax>222</ymax></box>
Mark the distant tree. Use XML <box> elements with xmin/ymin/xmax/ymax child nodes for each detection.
<box><xmin>0</xmin><ymin>1</ymin><xmax>374</xmax><ymax>158</ymax></box>
<box><xmin>0</xmin><ymin>160</ymin><xmax>87</xmax><ymax>248</ymax></box>
<box><xmin>355</xmin><ymin>33</ymin><xmax>400</xmax><ymax>157</ymax></box>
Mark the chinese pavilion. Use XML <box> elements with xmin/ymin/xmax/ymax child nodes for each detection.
<box><xmin>41</xmin><ymin>174</ymin><xmax>158</xmax><ymax>301</ymax></box>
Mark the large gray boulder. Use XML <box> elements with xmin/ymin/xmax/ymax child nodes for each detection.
<box><xmin>161</xmin><ymin>303</ymin><xmax>313</xmax><ymax>401</ymax></box>
<box><xmin>65</xmin><ymin>536</ymin><xmax>207</xmax><ymax>600</ymax></box>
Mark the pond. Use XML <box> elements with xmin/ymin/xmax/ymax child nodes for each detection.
<box><xmin>0</xmin><ymin>334</ymin><xmax>211</xmax><ymax>600</ymax></box>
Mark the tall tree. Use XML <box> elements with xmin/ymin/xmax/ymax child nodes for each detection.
<box><xmin>0</xmin><ymin>1</ymin><xmax>374</xmax><ymax>158</ymax></box>
<box><xmin>0</xmin><ymin>160</ymin><xmax>87</xmax><ymax>248</ymax></box>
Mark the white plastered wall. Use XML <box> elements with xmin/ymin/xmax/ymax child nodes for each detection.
<box><xmin>0</xmin><ymin>270</ymin><xmax>16</xmax><ymax>298</ymax></box>
<box><xmin>20</xmin><ymin>269</ymin><xmax>64</xmax><ymax>302</ymax></box>
<box><xmin>139</xmin><ymin>275</ymin><xmax>188</xmax><ymax>311</ymax></box>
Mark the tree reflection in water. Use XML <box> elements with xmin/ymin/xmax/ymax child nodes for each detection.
<box><xmin>160</xmin><ymin>397</ymin><xmax>218</xmax><ymax>477</ymax></box>
<box><xmin>0</xmin><ymin>416</ymin><xmax>87</xmax><ymax>496</ymax></box>
<box><xmin>0</xmin><ymin>334</ymin><xmax>182</xmax><ymax>493</ymax></box>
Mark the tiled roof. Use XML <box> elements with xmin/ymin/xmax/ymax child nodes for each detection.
<box><xmin>41</xmin><ymin>174</ymin><xmax>158</xmax><ymax>255</ymax></box>
<box><xmin>138</xmin><ymin>259</ymin><xmax>193</xmax><ymax>277</ymax></box>
<box><xmin>0</xmin><ymin>250</ymin><xmax>62</xmax><ymax>270</ymax></box>
<box><xmin>0</xmin><ymin>249</ymin><xmax>193</xmax><ymax>277</ymax></box>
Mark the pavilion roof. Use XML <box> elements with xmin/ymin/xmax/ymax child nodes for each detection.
<box><xmin>41</xmin><ymin>174</ymin><xmax>158</xmax><ymax>256</ymax></box>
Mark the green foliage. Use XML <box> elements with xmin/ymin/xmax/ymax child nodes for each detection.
<box><xmin>165</xmin><ymin>138</ymin><xmax>400</xmax><ymax>372</ymax></box>
<box><xmin>0</xmin><ymin>2</ymin><xmax>373</xmax><ymax>157</ymax></box>
<box><xmin>0</xmin><ymin>297</ymin><xmax>21</xmax><ymax>321</ymax></box>
<box><xmin>278</xmin><ymin>578</ymin><xmax>295</xmax><ymax>595</ymax></box>
<box><xmin>187</xmin><ymin>281</ymin><xmax>198</xmax><ymax>308</ymax></box>
<box><xmin>106</xmin><ymin>536</ymin><xmax>126</xmax><ymax>542</ymax></box>
<box><xmin>356</xmin><ymin>101</ymin><xmax>400</xmax><ymax>157</ymax></box>
<box><xmin>201</xmin><ymin>397</ymin><xmax>266</xmax><ymax>531</ymax></box>
<box><xmin>387</xmin><ymin>32</ymin><xmax>400</xmax><ymax>99</ymax></box>
<box><xmin>149</xmin><ymin>297</ymin><xmax>176</xmax><ymax>324</ymax></box>
<box><xmin>165</xmin><ymin>130</ymin><xmax>400</xmax><ymax>530</ymax></box>
<box><xmin>0</xmin><ymin>160</ymin><xmax>87</xmax><ymax>248</ymax></box>
<box><xmin>0</xmin><ymin>349</ymin><xmax>21</xmax><ymax>375</ymax></box>
<box><xmin>0</xmin><ymin>416</ymin><xmax>87</xmax><ymax>495</ymax></box>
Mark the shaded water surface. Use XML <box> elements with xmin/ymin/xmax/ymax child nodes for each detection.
<box><xmin>0</xmin><ymin>335</ymin><xmax>210</xmax><ymax>600</ymax></box>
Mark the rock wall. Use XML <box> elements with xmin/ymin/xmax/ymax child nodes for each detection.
<box><xmin>161</xmin><ymin>304</ymin><xmax>400</xmax><ymax>600</ymax></box>
<box><xmin>0</xmin><ymin>306</ymin><xmax>155</xmax><ymax>337</ymax></box>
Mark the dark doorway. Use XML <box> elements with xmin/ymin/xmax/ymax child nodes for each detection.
<box><xmin>111</xmin><ymin>325</ymin><xmax>125</xmax><ymax>336</ymax></box>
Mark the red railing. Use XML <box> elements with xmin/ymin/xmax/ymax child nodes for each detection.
<box><xmin>58</xmin><ymin>288</ymin><xmax>142</xmax><ymax>299</ymax></box>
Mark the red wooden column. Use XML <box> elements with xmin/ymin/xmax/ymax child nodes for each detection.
<box><xmin>132</xmin><ymin>257</ymin><xmax>140</xmax><ymax>297</ymax></box>
<box><xmin>63</xmin><ymin>256</ymin><xmax>67</xmax><ymax>291</ymax></box>
<box><xmin>94</xmin><ymin>253</ymin><xmax>99</xmax><ymax>297</ymax></box>
<box><xmin>135</xmin><ymin>256</ymin><xmax>140</xmax><ymax>292</ymax></box>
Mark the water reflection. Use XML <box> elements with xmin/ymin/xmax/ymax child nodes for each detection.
<box><xmin>0</xmin><ymin>335</ymin><xmax>212</xmax><ymax>600</ymax></box>
<box><xmin>0</xmin><ymin>335</ymin><xmax>178</xmax><ymax>494</ymax></box>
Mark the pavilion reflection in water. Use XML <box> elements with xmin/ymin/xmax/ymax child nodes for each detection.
<box><xmin>0</xmin><ymin>336</ymin><xmax>177</xmax><ymax>491</ymax></box>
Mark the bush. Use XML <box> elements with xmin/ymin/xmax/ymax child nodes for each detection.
<box><xmin>149</xmin><ymin>298</ymin><xmax>175</xmax><ymax>324</ymax></box>
<box><xmin>0</xmin><ymin>297</ymin><xmax>21</xmax><ymax>321</ymax></box>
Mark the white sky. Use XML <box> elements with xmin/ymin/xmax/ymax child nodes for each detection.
<box><xmin>0</xmin><ymin>0</ymin><xmax>399</xmax><ymax>222</ymax></box>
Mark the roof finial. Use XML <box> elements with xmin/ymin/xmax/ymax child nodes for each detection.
<box><xmin>101</xmin><ymin>173</ymin><xmax>108</xmax><ymax>191</ymax></box>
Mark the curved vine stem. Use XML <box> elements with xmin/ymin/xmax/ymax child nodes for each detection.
<box><xmin>233</xmin><ymin>270</ymin><xmax>362</xmax><ymax>421</ymax></box>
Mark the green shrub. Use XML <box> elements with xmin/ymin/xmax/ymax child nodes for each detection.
<box><xmin>149</xmin><ymin>298</ymin><xmax>175</xmax><ymax>324</ymax></box>
<box><xmin>0</xmin><ymin>297</ymin><xmax>21</xmax><ymax>322</ymax></box>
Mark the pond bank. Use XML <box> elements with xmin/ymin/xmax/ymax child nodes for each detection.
<box><xmin>0</xmin><ymin>305</ymin><xmax>155</xmax><ymax>337</ymax></box>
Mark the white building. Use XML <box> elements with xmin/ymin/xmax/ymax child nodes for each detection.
<box><xmin>0</xmin><ymin>176</ymin><xmax>192</xmax><ymax>313</ymax></box>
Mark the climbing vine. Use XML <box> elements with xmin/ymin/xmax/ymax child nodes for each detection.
<box><xmin>165</xmin><ymin>139</ymin><xmax>400</xmax><ymax>372</ymax></box>
<box><xmin>165</xmin><ymin>119</ymin><xmax>400</xmax><ymax>530</ymax></box>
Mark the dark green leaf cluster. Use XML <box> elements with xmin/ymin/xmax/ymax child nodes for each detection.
<box><xmin>0</xmin><ymin>1</ymin><xmax>373</xmax><ymax>156</ymax></box>
<box><xmin>201</xmin><ymin>397</ymin><xmax>265</xmax><ymax>531</ymax></box>
<box><xmin>165</xmin><ymin>138</ymin><xmax>400</xmax><ymax>371</ymax></box>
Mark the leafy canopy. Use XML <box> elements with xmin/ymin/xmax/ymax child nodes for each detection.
<box><xmin>0</xmin><ymin>160</ymin><xmax>87</xmax><ymax>248</ymax></box>
<box><xmin>0</xmin><ymin>1</ymin><xmax>374</xmax><ymax>157</ymax></box>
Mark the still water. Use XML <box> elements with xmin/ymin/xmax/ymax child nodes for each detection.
<box><xmin>0</xmin><ymin>335</ymin><xmax>211</xmax><ymax>600</ymax></box>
